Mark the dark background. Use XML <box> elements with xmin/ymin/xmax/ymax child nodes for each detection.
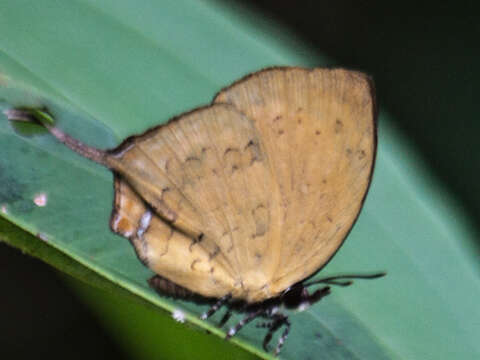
<box><xmin>2</xmin><ymin>1</ymin><xmax>478</xmax><ymax>358</ymax></box>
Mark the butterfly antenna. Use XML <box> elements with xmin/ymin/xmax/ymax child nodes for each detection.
<box><xmin>304</xmin><ymin>272</ymin><xmax>386</xmax><ymax>288</ymax></box>
<box><xmin>5</xmin><ymin>107</ymin><xmax>107</xmax><ymax>166</ymax></box>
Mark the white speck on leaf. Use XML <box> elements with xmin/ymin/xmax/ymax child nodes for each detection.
<box><xmin>33</xmin><ymin>193</ymin><xmax>47</xmax><ymax>207</ymax></box>
<box><xmin>1</xmin><ymin>204</ymin><xmax>7</xmax><ymax>214</ymax></box>
<box><xmin>172</xmin><ymin>309</ymin><xmax>186</xmax><ymax>323</ymax></box>
<box><xmin>38</xmin><ymin>233</ymin><xmax>49</xmax><ymax>241</ymax></box>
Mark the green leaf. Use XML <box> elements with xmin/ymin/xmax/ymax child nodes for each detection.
<box><xmin>0</xmin><ymin>1</ymin><xmax>478</xmax><ymax>359</ymax></box>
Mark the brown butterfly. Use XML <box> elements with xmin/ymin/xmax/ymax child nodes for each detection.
<box><xmin>7</xmin><ymin>67</ymin><xmax>384</xmax><ymax>356</ymax></box>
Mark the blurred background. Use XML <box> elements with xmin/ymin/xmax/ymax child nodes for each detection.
<box><xmin>1</xmin><ymin>1</ymin><xmax>478</xmax><ymax>359</ymax></box>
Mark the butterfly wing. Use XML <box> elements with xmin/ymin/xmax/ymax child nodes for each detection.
<box><xmin>107</xmin><ymin>104</ymin><xmax>277</xmax><ymax>300</ymax></box>
<box><xmin>110</xmin><ymin>174</ymin><xmax>239</xmax><ymax>298</ymax></box>
<box><xmin>214</xmin><ymin>68</ymin><xmax>377</xmax><ymax>294</ymax></box>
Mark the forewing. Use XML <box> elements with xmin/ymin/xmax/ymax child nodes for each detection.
<box><xmin>215</xmin><ymin>68</ymin><xmax>376</xmax><ymax>293</ymax></box>
<box><xmin>107</xmin><ymin>104</ymin><xmax>275</xmax><ymax>297</ymax></box>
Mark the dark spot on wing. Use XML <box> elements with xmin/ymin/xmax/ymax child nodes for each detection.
<box><xmin>224</xmin><ymin>147</ymin><xmax>240</xmax><ymax>156</ymax></box>
<box><xmin>335</xmin><ymin>119</ymin><xmax>343</xmax><ymax>133</ymax></box>
<box><xmin>185</xmin><ymin>156</ymin><xmax>201</xmax><ymax>163</ymax></box>
<box><xmin>244</xmin><ymin>140</ymin><xmax>263</xmax><ymax>165</ymax></box>
<box><xmin>224</xmin><ymin>147</ymin><xmax>241</xmax><ymax>173</ymax></box>
<box><xmin>189</xmin><ymin>233</ymin><xmax>204</xmax><ymax>251</ymax></box>
<box><xmin>209</xmin><ymin>246</ymin><xmax>220</xmax><ymax>260</ymax></box>
<box><xmin>190</xmin><ymin>258</ymin><xmax>200</xmax><ymax>270</ymax></box>
<box><xmin>161</xmin><ymin>187</ymin><xmax>170</xmax><ymax>198</ymax></box>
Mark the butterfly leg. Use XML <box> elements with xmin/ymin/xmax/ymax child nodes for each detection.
<box><xmin>256</xmin><ymin>321</ymin><xmax>273</xmax><ymax>329</ymax></box>
<box><xmin>226</xmin><ymin>309</ymin><xmax>263</xmax><ymax>339</ymax></box>
<box><xmin>200</xmin><ymin>294</ymin><xmax>232</xmax><ymax>320</ymax></box>
<box><xmin>218</xmin><ymin>308</ymin><xmax>233</xmax><ymax>327</ymax></box>
<box><xmin>274</xmin><ymin>317</ymin><xmax>291</xmax><ymax>356</ymax></box>
<box><xmin>261</xmin><ymin>313</ymin><xmax>289</xmax><ymax>353</ymax></box>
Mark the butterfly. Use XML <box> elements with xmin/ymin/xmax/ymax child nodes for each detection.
<box><xmin>7</xmin><ymin>67</ymin><xmax>384</xmax><ymax>356</ymax></box>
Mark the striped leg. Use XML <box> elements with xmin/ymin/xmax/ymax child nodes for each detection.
<box><xmin>256</xmin><ymin>321</ymin><xmax>273</xmax><ymax>329</ymax></box>
<box><xmin>200</xmin><ymin>294</ymin><xmax>232</xmax><ymax>320</ymax></box>
<box><xmin>274</xmin><ymin>318</ymin><xmax>291</xmax><ymax>356</ymax></box>
<box><xmin>226</xmin><ymin>309</ymin><xmax>263</xmax><ymax>339</ymax></box>
<box><xmin>262</xmin><ymin>314</ymin><xmax>289</xmax><ymax>352</ymax></box>
<box><xmin>218</xmin><ymin>308</ymin><xmax>233</xmax><ymax>327</ymax></box>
